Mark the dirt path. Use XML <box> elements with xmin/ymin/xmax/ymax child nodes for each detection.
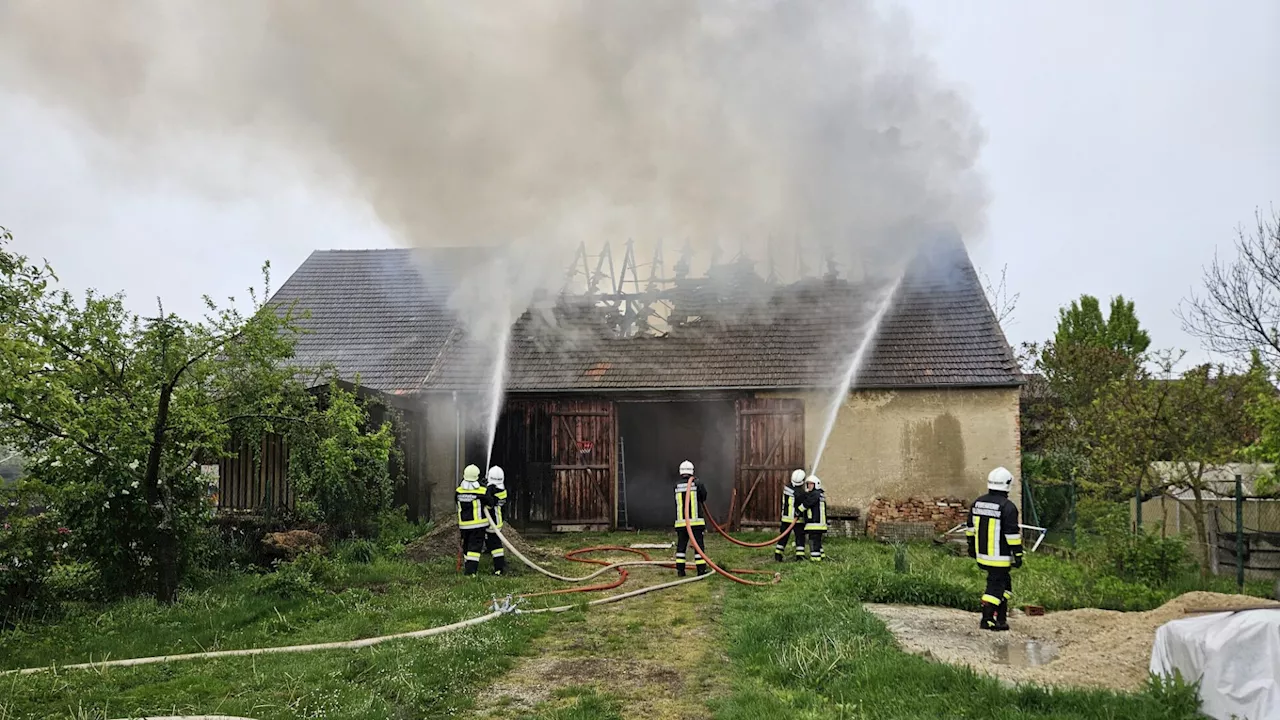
<box><xmin>469</xmin><ymin>570</ymin><xmax>730</xmax><ymax>720</ymax></box>
<box><xmin>867</xmin><ymin>591</ymin><xmax>1280</xmax><ymax>692</ymax></box>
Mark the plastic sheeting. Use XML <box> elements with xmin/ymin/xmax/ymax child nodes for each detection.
<box><xmin>1150</xmin><ymin>609</ymin><xmax>1280</xmax><ymax>720</ymax></box>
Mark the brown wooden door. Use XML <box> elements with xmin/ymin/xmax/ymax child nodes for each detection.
<box><xmin>735</xmin><ymin>398</ymin><xmax>805</xmax><ymax>528</ymax></box>
<box><xmin>551</xmin><ymin>399</ymin><xmax>616</xmax><ymax>530</ymax></box>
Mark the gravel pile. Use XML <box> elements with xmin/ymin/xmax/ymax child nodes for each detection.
<box><xmin>868</xmin><ymin>591</ymin><xmax>1279</xmax><ymax>691</ymax></box>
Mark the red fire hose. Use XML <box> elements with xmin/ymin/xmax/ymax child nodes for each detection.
<box><xmin>707</xmin><ymin>489</ymin><xmax>799</xmax><ymax>548</ymax></box>
<box><xmin>681</xmin><ymin>477</ymin><xmax>781</xmax><ymax>587</ymax></box>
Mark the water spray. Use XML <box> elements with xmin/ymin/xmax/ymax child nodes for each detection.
<box><xmin>483</xmin><ymin>329</ymin><xmax>510</xmax><ymax>472</ymax></box>
<box><xmin>811</xmin><ymin>274</ymin><xmax>903</xmax><ymax>476</ymax></box>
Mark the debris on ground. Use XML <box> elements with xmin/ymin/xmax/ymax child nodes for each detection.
<box><xmin>405</xmin><ymin>517</ymin><xmax>554</xmax><ymax>565</ymax></box>
<box><xmin>261</xmin><ymin>529</ymin><xmax>325</xmax><ymax>560</ymax></box>
<box><xmin>867</xmin><ymin>591</ymin><xmax>1280</xmax><ymax>692</ymax></box>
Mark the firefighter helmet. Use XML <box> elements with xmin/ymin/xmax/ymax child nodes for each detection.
<box><xmin>463</xmin><ymin>464</ymin><xmax>481</xmax><ymax>483</ymax></box>
<box><xmin>806</xmin><ymin>475</ymin><xmax>822</xmax><ymax>490</ymax></box>
<box><xmin>987</xmin><ymin>466</ymin><xmax>1014</xmax><ymax>492</ymax></box>
<box><xmin>679</xmin><ymin>460</ymin><xmax>694</xmax><ymax>476</ymax></box>
<box><xmin>487</xmin><ymin>466</ymin><xmax>505</xmax><ymax>487</ymax></box>
<box><xmin>790</xmin><ymin>469</ymin><xmax>806</xmax><ymax>487</ymax></box>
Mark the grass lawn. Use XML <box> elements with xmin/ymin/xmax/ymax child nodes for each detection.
<box><xmin>2</xmin><ymin>532</ymin><xmax>1263</xmax><ymax>719</ymax></box>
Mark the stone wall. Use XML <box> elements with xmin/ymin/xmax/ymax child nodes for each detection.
<box><xmin>866</xmin><ymin>496</ymin><xmax>970</xmax><ymax>540</ymax></box>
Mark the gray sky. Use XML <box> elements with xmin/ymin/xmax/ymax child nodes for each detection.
<box><xmin>1</xmin><ymin>1</ymin><xmax>1277</xmax><ymax>364</ymax></box>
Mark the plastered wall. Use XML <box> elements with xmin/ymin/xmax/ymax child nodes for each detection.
<box><xmin>763</xmin><ymin>387</ymin><xmax>1021</xmax><ymax>513</ymax></box>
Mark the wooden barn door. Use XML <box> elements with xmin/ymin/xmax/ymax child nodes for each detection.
<box><xmin>551</xmin><ymin>399</ymin><xmax>616</xmax><ymax>531</ymax></box>
<box><xmin>735</xmin><ymin>398</ymin><xmax>805</xmax><ymax>528</ymax></box>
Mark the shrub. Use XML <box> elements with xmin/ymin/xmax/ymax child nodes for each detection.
<box><xmin>0</xmin><ymin>482</ymin><xmax>64</xmax><ymax>619</ymax></box>
<box><xmin>45</xmin><ymin>562</ymin><xmax>103</xmax><ymax>602</ymax></box>
<box><xmin>1076</xmin><ymin>503</ymin><xmax>1195</xmax><ymax>586</ymax></box>
<box><xmin>290</xmin><ymin>384</ymin><xmax>397</xmax><ymax>539</ymax></box>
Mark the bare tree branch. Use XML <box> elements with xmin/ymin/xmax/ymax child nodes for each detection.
<box><xmin>980</xmin><ymin>264</ymin><xmax>1019</xmax><ymax>326</ymax></box>
<box><xmin>1179</xmin><ymin>206</ymin><xmax>1280</xmax><ymax>367</ymax></box>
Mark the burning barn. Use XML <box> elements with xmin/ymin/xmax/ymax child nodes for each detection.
<box><xmin>220</xmin><ymin>237</ymin><xmax>1022</xmax><ymax>532</ymax></box>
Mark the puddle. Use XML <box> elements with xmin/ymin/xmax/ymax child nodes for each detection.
<box><xmin>993</xmin><ymin>639</ymin><xmax>1059</xmax><ymax>667</ymax></box>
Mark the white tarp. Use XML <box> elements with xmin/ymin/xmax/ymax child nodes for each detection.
<box><xmin>1150</xmin><ymin>609</ymin><xmax>1280</xmax><ymax>720</ymax></box>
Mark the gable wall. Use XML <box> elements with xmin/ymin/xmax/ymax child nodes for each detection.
<box><xmin>761</xmin><ymin>387</ymin><xmax>1021</xmax><ymax>513</ymax></box>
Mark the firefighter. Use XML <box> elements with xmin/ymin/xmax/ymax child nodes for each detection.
<box><xmin>801</xmin><ymin>475</ymin><xmax>827</xmax><ymax>562</ymax></box>
<box><xmin>775</xmin><ymin>469</ymin><xmax>808</xmax><ymax>562</ymax></box>
<box><xmin>483</xmin><ymin>465</ymin><xmax>508</xmax><ymax>576</ymax></box>
<box><xmin>674</xmin><ymin>460</ymin><xmax>708</xmax><ymax>577</ymax></box>
<box><xmin>455</xmin><ymin>464</ymin><xmax>492</xmax><ymax>576</ymax></box>
<box><xmin>966</xmin><ymin>466</ymin><xmax>1023</xmax><ymax>631</ymax></box>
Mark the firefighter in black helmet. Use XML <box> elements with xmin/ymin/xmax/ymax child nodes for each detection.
<box><xmin>674</xmin><ymin>460</ymin><xmax>708</xmax><ymax>577</ymax></box>
<box><xmin>967</xmin><ymin>466</ymin><xmax>1023</xmax><ymax>631</ymax></box>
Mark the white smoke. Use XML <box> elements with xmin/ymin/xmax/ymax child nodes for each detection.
<box><xmin>1</xmin><ymin>0</ymin><xmax>988</xmax><ymax>446</ymax></box>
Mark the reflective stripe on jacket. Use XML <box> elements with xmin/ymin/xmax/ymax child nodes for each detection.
<box><xmin>966</xmin><ymin>492</ymin><xmax>1022</xmax><ymax>568</ymax></box>
<box><xmin>486</xmin><ymin>487</ymin><xmax>508</xmax><ymax>531</ymax></box>
<box><xmin>456</xmin><ymin>485</ymin><xmax>490</xmax><ymax>529</ymax></box>
<box><xmin>802</xmin><ymin>490</ymin><xmax>827</xmax><ymax>531</ymax></box>
<box><xmin>674</xmin><ymin>479</ymin><xmax>707</xmax><ymax>528</ymax></box>
<box><xmin>780</xmin><ymin>486</ymin><xmax>798</xmax><ymax>523</ymax></box>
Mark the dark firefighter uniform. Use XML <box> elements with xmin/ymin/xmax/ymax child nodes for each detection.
<box><xmin>456</xmin><ymin>477</ymin><xmax>493</xmax><ymax>576</ymax></box>
<box><xmin>674</xmin><ymin>469</ymin><xmax>708</xmax><ymax>577</ymax></box>
<box><xmin>483</xmin><ymin>481</ymin><xmax>508</xmax><ymax>576</ymax></box>
<box><xmin>966</xmin><ymin>487</ymin><xmax>1023</xmax><ymax>630</ymax></box>
<box><xmin>801</xmin><ymin>479</ymin><xmax>827</xmax><ymax>562</ymax></box>
<box><xmin>775</xmin><ymin>478</ymin><xmax>807</xmax><ymax>562</ymax></box>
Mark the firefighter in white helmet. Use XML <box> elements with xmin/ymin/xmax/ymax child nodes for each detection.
<box><xmin>801</xmin><ymin>475</ymin><xmax>827</xmax><ymax>561</ymax></box>
<box><xmin>455</xmin><ymin>464</ymin><xmax>493</xmax><ymax>576</ymax></box>
<box><xmin>674</xmin><ymin>460</ymin><xmax>708</xmax><ymax>576</ymax></box>
<box><xmin>775</xmin><ymin>469</ymin><xmax>809</xmax><ymax>562</ymax></box>
<box><xmin>483</xmin><ymin>466</ymin><xmax>508</xmax><ymax>576</ymax></box>
<box><xmin>966</xmin><ymin>466</ymin><xmax>1023</xmax><ymax>631</ymax></box>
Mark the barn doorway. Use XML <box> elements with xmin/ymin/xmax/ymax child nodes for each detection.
<box><xmin>617</xmin><ymin>401</ymin><xmax>736</xmax><ymax>529</ymax></box>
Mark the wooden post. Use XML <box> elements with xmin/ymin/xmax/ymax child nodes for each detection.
<box><xmin>1237</xmin><ymin>474</ymin><xmax>1246</xmax><ymax>590</ymax></box>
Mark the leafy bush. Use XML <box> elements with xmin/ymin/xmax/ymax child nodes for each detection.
<box><xmin>1076</xmin><ymin>502</ymin><xmax>1195</xmax><ymax>586</ymax></box>
<box><xmin>0</xmin><ymin>482</ymin><xmax>65</xmax><ymax>619</ymax></box>
<box><xmin>291</xmin><ymin>384</ymin><xmax>397</xmax><ymax>539</ymax></box>
<box><xmin>45</xmin><ymin>562</ymin><xmax>103</xmax><ymax>602</ymax></box>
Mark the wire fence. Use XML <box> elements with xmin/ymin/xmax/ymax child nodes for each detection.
<box><xmin>1023</xmin><ymin>473</ymin><xmax>1280</xmax><ymax>582</ymax></box>
<box><xmin>1137</xmin><ymin>490</ymin><xmax>1280</xmax><ymax>582</ymax></box>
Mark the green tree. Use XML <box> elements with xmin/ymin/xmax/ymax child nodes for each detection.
<box><xmin>0</xmin><ymin>227</ymin><xmax>309</xmax><ymax>602</ymax></box>
<box><xmin>289</xmin><ymin>383</ymin><xmax>397</xmax><ymax>538</ymax></box>
<box><xmin>1081</xmin><ymin>351</ymin><xmax>1265</xmax><ymax>572</ymax></box>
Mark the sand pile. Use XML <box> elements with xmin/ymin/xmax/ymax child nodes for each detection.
<box><xmin>868</xmin><ymin>591</ymin><xmax>1280</xmax><ymax>692</ymax></box>
<box><xmin>405</xmin><ymin>517</ymin><xmax>555</xmax><ymax>565</ymax></box>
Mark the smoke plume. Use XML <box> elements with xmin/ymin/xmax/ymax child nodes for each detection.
<box><xmin>1</xmin><ymin>0</ymin><xmax>988</xmax><ymax>439</ymax></box>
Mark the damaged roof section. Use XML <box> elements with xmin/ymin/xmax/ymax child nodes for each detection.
<box><xmin>427</xmin><ymin>238</ymin><xmax>1020</xmax><ymax>391</ymax></box>
<box><xmin>269</xmin><ymin>238</ymin><xmax>1022</xmax><ymax>395</ymax></box>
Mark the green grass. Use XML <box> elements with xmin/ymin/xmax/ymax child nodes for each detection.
<box><xmin>0</xmin><ymin>552</ymin><xmax>566</xmax><ymax>719</ymax></box>
<box><xmin>712</xmin><ymin>563</ymin><xmax>1206</xmax><ymax>720</ymax></box>
<box><xmin>0</xmin><ymin>531</ymin><xmax>1264</xmax><ymax>719</ymax></box>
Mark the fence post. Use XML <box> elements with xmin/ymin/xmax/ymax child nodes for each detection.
<box><xmin>1069</xmin><ymin>478</ymin><xmax>1077</xmax><ymax>548</ymax></box>
<box><xmin>1135</xmin><ymin>482</ymin><xmax>1143</xmax><ymax>533</ymax></box>
<box><xmin>1236</xmin><ymin>474</ymin><xmax>1245</xmax><ymax>590</ymax></box>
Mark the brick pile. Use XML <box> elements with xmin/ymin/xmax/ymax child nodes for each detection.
<box><xmin>866</xmin><ymin>496</ymin><xmax>970</xmax><ymax>540</ymax></box>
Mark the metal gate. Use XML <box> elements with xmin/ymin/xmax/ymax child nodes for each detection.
<box><xmin>734</xmin><ymin>398</ymin><xmax>805</xmax><ymax>528</ymax></box>
<box><xmin>551</xmin><ymin>399</ymin><xmax>615</xmax><ymax>531</ymax></box>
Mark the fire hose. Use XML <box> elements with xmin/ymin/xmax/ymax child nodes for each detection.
<box><xmin>706</xmin><ymin>488</ymin><xmax>799</xmax><ymax>549</ymax></box>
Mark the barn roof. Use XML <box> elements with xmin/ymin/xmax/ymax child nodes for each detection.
<box><xmin>269</xmin><ymin>240</ymin><xmax>1021</xmax><ymax>394</ymax></box>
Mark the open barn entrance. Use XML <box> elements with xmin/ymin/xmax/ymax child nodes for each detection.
<box><xmin>617</xmin><ymin>401</ymin><xmax>736</xmax><ymax>530</ymax></box>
